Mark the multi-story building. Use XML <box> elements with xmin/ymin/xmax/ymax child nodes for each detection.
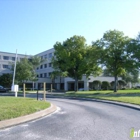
<box><xmin>0</xmin><ymin>49</ymin><xmax>121</xmax><ymax>91</ymax></box>
<box><xmin>0</xmin><ymin>51</ymin><xmax>31</xmax><ymax>75</ymax></box>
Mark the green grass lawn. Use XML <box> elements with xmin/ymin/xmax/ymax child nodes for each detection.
<box><xmin>64</xmin><ymin>90</ymin><xmax>140</xmax><ymax>105</ymax></box>
<box><xmin>0</xmin><ymin>97</ymin><xmax>50</xmax><ymax>121</ymax></box>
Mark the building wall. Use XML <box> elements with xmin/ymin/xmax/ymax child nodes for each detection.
<box><xmin>0</xmin><ymin>51</ymin><xmax>31</xmax><ymax>75</ymax></box>
<box><xmin>35</xmin><ymin>48</ymin><xmax>54</xmax><ymax>80</ymax></box>
<box><xmin>0</xmin><ymin>49</ymin><xmax>122</xmax><ymax>91</ymax></box>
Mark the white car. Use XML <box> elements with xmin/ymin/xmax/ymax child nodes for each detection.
<box><xmin>78</xmin><ymin>88</ymin><xmax>84</xmax><ymax>91</ymax></box>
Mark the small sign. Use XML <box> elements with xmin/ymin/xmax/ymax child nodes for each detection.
<box><xmin>11</xmin><ymin>85</ymin><xmax>19</xmax><ymax>92</ymax></box>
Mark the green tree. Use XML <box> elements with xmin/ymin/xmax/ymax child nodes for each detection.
<box><xmin>50</xmin><ymin>71</ymin><xmax>59</xmax><ymax>89</ymax></box>
<box><xmin>102</xmin><ymin>69</ymin><xmax>112</xmax><ymax>76</ymax></box>
<box><xmin>52</xmin><ymin>35</ymin><xmax>101</xmax><ymax>91</ymax></box>
<box><xmin>118</xmin><ymin>80</ymin><xmax>126</xmax><ymax>89</ymax></box>
<box><xmin>51</xmin><ymin>70</ymin><xmax>68</xmax><ymax>90</ymax></box>
<box><xmin>96</xmin><ymin>30</ymin><xmax>132</xmax><ymax>92</ymax></box>
<box><xmin>29</xmin><ymin>55</ymin><xmax>45</xmax><ymax>90</ymax></box>
<box><xmin>59</xmin><ymin>71</ymin><xmax>68</xmax><ymax>90</ymax></box>
<box><xmin>12</xmin><ymin>57</ymin><xmax>33</xmax><ymax>84</ymax></box>
<box><xmin>0</xmin><ymin>73</ymin><xmax>12</xmax><ymax>88</ymax></box>
<box><xmin>127</xmin><ymin>33</ymin><xmax>140</xmax><ymax>66</ymax></box>
<box><xmin>122</xmin><ymin>70</ymin><xmax>139</xmax><ymax>85</ymax></box>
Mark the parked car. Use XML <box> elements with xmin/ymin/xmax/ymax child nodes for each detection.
<box><xmin>0</xmin><ymin>85</ymin><xmax>7</xmax><ymax>92</ymax></box>
<box><xmin>78</xmin><ymin>88</ymin><xmax>84</xmax><ymax>91</ymax></box>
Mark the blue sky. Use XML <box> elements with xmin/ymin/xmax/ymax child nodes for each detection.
<box><xmin>0</xmin><ymin>0</ymin><xmax>140</xmax><ymax>55</ymax></box>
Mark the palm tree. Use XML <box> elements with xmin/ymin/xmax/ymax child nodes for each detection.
<box><xmin>30</xmin><ymin>55</ymin><xmax>46</xmax><ymax>90</ymax></box>
<box><xmin>50</xmin><ymin>71</ymin><xmax>59</xmax><ymax>90</ymax></box>
<box><xmin>50</xmin><ymin>71</ymin><xmax>68</xmax><ymax>90</ymax></box>
<box><xmin>59</xmin><ymin>71</ymin><xmax>68</xmax><ymax>90</ymax></box>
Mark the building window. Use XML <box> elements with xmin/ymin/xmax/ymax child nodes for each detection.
<box><xmin>49</xmin><ymin>53</ymin><xmax>52</xmax><ymax>58</ymax></box>
<box><xmin>44</xmin><ymin>54</ymin><xmax>47</xmax><ymax>59</ymax></box>
<box><xmin>3</xmin><ymin>56</ymin><xmax>9</xmax><ymax>60</ymax></box>
<box><xmin>40</xmin><ymin>65</ymin><xmax>43</xmax><ymax>69</ymax></box>
<box><xmin>41</xmin><ymin>56</ymin><xmax>44</xmax><ymax>60</ymax></box>
<box><xmin>49</xmin><ymin>63</ymin><xmax>52</xmax><ymax>67</ymax></box>
<box><xmin>28</xmin><ymin>58</ymin><xmax>32</xmax><ymax>62</ymax></box>
<box><xmin>3</xmin><ymin>65</ymin><xmax>9</xmax><ymax>69</ymax></box>
<box><xmin>37</xmin><ymin>74</ymin><xmax>39</xmax><ymax>77</ymax></box>
<box><xmin>44</xmin><ymin>64</ymin><xmax>47</xmax><ymax>68</ymax></box>
<box><xmin>12</xmin><ymin>57</ymin><xmax>15</xmax><ymax>61</ymax></box>
<box><xmin>49</xmin><ymin>72</ymin><xmax>52</xmax><ymax>76</ymax></box>
<box><xmin>36</xmin><ymin>67</ymin><xmax>39</xmax><ymax>70</ymax></box>
<box><xmin>20</xmin><ymin>58</ymin><xmax>24</xmax><ymax>61</ymax></box>
<box><xmin>44</xmin><ymin>73</ymin><xmax>47</xmax><ymax>77</ymax></box>
<box><xmin>40</xmin><ymin>74</ymin><xmax>43</xmax><ymax>78</ymax></box>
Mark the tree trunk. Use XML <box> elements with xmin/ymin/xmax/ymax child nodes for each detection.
<box><xmin>75</xmin><ymin>77</ymin><xmax>78</xmax><ymax>92</ymax></box>
<box><xmin>32</xmin><ymin>82</ymin><xmax>34</xmax><ymax>91</ymax></box>
<box><xmin>60</xmin><ymin>76</ymin><xmax>61</xmax><ymax>90</ymax></box>
<box><xmin>114</xmin><ymin>75</ymin><xmax>118</xmax><ymax>92</ymax></box>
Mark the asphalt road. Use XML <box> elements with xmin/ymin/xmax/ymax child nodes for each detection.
<box><xmin>0</xmin><ymin>97</ymin><xmax>140</xmax><ymax>140</ymax></box>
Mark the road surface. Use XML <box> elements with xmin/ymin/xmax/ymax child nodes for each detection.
<box><xmin>0</xmin><ymin>98</ymin><xmax>140</xmax><ymax>140</ymax></box>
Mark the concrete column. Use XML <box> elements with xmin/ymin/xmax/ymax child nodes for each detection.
<box><xmin>84</xmin><ymin>77</ymin><xmax>89</xmax><ymax>91</ymax></box>
<box><xmin>57</xmin><ymin>83</ymin><xmax>60</xmax><ymax>90</ymax></box>
<box><xmin>35</xmin><ymin>82</ymin><xmax>38</xmax><ymax>89</ymax></box>
<box><xmin>128</xmin><ymin>82</ymin><xmax>132</xmax><ymax>88</ymax></box>
<box><xmin>64</xmin><ymin>81</ymin><xmax>68</xmax><ymax>91</ymax></box>
<box><xmin>23</xmin><ymin>83</ymin><xmax>25</xmax><ymax>97</ymax></box>
<box><xmin>43</xmin><ymin>82</ymin><xmax>46</xmax><ymax>101</ymax></box>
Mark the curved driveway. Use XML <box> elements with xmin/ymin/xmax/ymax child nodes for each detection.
<box><xmin>0</xmin><ymin>98</ymin><xmax>140</xmax><ymax>140</ymax></box>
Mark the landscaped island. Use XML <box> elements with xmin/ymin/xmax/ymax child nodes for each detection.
<box><xmin>0</xmin><ymin>97</ymin><xmax>50</xmax><ymax>121</ymax></box>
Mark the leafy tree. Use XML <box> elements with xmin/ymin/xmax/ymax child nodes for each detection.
<box><xmin>11</xmin><ymin>57</ymin><xmax>33</xmax><ymax>84</ymax></box>
<box><xmin>118</xmin><ymin>80</ymin><xmax>126</xmax><ymax>89</ymax></box>
<box><xmin>127</xmin><ymin>32</ymin><xmax>140</xmax><ymax>67</ymax></box>
<box><xmin>30</xmin><ymin>55</ymin><xmax>45</xmax><ymax>70</ymax></box>
<box><xmin>96</xmin><ymin>30</ymin><xmax>132</xmax><ymax>92</ymax></box>
<box><xmin>102</xmin><ymin>69</ymin><xmax>112</xmax><ymax>76</ymax></box>
<box><xmin>0</xmin><ymin>73</ymin><xmax>12</xmax><ymax>88</ymax></box>
<box><xmin>122</xmin><ymin>70</ymin><xmax>139</xmax><ymax>85</ymax></box>
<box><xmin>52</xmin><ymin>35</ymin><xmax>101</xmax><ymax>91</ymax></box>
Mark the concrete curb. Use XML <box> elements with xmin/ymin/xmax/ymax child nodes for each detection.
<box><xmin>0</xmin><ymin>103</ymin><xmax>57</xmax><ymax>129</ymax></box>
<box><xmin>47</xmin><ymin>95</ymin><xmax>140</xmax><ymax>111</ymax></box>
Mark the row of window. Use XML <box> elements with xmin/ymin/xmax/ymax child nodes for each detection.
<box><xmin>0</xmin><ymin>64</ymin><xmax>11</xmax><ymax>69</ymax></box>
<box><xmin>0</xmin><ymin>53</ymin><xmax>53</xmax><ymax>62</ymax></box>
<box><xmin>37</xmin><ymin>63</ymin><xmax>52</xmax><ymax>69</ymax></box>
<box><xmin>1</xmin><ymin>63</ymin><xmax>52</xmax><ymax>70</ymax></box>
<box><xmin>37</xmin><ymin>72</ymin><xmax>52</xmax><ymax>78</ymax></box>
<box><xmin>0</xmin><ymin>55</ymin><xmax>16</xmax><ymax>61</ymax></box>
<box><xmin>0</xmin><ymin>55</ymin><xmax>26</xmax><ymax>61</ymax></box>
<box><xmin>40</xmin><ymin>53</ymin><xmax>53</xmax><ymax>60</ymax></box>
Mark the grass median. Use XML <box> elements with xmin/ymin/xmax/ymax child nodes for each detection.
<box><xmin>63</xmin><ymin>90</ymin><xmax>140</xmax><ymax>105</ymax></box>
<box><xmin>0</xmin><ymin>97</ymin><xmax>50</xmax><ymax>121</ymax></box>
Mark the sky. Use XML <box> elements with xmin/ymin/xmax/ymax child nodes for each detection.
<box><xmin>0</xmin><ymin>0</ymin><xmax>140</xmax><ymax>55</ymax></box>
